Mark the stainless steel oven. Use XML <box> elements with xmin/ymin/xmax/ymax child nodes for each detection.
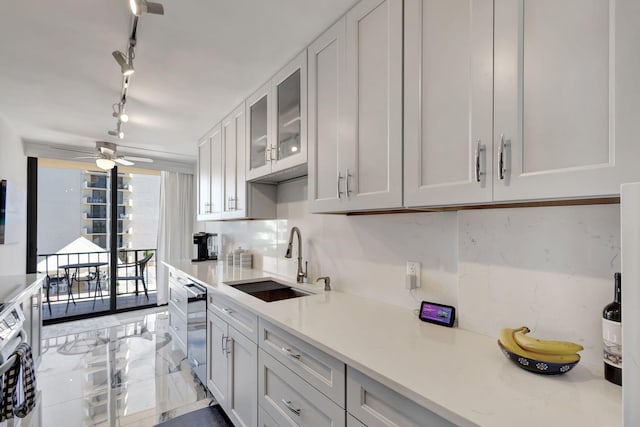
<box><xmin>184</xmin><ymin>283</ymin><xmax>207</xmax><ymax>385</ymax></box>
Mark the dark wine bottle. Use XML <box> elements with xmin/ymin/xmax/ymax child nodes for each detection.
<box><xmin>603</xmin><ymin>272</ymin><xmax>622</xmax><ymax>386</ymax></box>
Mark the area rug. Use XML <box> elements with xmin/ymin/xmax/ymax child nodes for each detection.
<box><xmin>154</xmin><ymin>404</ymin><xmax>234</xmax><ymax>427</ymax></box>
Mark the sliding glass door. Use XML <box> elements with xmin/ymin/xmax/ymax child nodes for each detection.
<box><xmin>36</xmin><ymin>158</ymin><xmax>160</xmax><ymax>323</ymax></box>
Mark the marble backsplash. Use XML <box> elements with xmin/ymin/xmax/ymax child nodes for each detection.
<box><xmin>203</xmin><ymin>177</ymin><xmax>620</xmax><ymax>370</ymax></box>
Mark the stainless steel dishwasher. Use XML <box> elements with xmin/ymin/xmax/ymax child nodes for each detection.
<box><xmin>184</xmin><ymin>282</ymin><xmax>207</xmax><ymax>385</ymax></box>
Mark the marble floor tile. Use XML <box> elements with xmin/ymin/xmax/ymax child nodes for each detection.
<box><xmin>38</xmin><ymin>308</ymin><xmax>211</xmax><ymax>427</ymax></box>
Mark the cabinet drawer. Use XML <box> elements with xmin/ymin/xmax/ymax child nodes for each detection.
<box><xmin>209</xmin><ymin>294</ymin><xmax>258</xmax><ymax>343</ymax></box>
<box><xmin>259</xmin><ymin>350</ymin><xmax>345</xmax><ymax>427</ymax></box>
<box><xmin>347</xmin><ymin>414</ymin><xmax>366</xmax><ymax>427</ymax></box>
<box><xmin>346</xmin><ymin>367</ymin><xmax>455</xmax><ymax>427</ymax></box>
<box><xmin>168</xmin><ymin>306</ymin><xmax>187</xmax><ymax>353</ymax></box>
<box><xmin>168</xmin><ymin>269</ymin><xmax>189</xmax><ymax>315</ymax></box>
<box><xmin>259</xmin><ymin>319</ymin><xmax>345</xmax><ymax>407</ymax></box>
<box><xmin>259</xmin><ymin>406</ymin><xmax>279</xmax><ymax>427</ymax></box>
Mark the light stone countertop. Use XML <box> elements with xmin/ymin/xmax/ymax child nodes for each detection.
<box><xmin>0</xmin><ymin>274</ymin><xmax>44</xmax><ymax>307</ymax></box>
<box><xmin>165</xmin><ymin>259</ymin><xmax>622</xmax><ymax>427</ymax></box>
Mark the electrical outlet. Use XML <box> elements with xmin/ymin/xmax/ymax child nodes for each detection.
<box><xmin>406</xmin><ymin>261</ymin><xmax>421</xmax><ymax>289</ymax></box>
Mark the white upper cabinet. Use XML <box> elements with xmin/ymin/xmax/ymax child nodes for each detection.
<box><xmin>221</xmin><ymin>103</ymin><xmax>247</xmax><ymax>219</ymax></box>
<box><xmin>309</xmin><ymin>0</ymin><xmax>403</xmax><ymax>213</ymax></box>
<box><xmin>404</xmin><ymin>0</ymin><xmax>494</xmax><ymax>207</ymax></box>
<box><xmin>494</xmin><ymin>0</ymin><xmax>640</xmax><ymax>201</ymax></box>
<box><xmin>246</xmin><ymin>51</ymin><xmax>307</xmax><ymax>182</ymax></box>
<box><xmin>308</xmin><ymin>17</ymin><xmax>347</xmax><ymax>213</ymax></box>
<box><xmin>405</xmin><ymin>0</ymin><xmax>640</xmax><ymax>208</ymax></box>
<box><xmin>197</xmin><ymin>124</ymin><xmax>223</xmax><ymax>220</ymax></box>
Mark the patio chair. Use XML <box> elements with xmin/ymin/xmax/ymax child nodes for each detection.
<box><xmin>116</xmin><ymin>253</ymin><xmax>154</xmax><ymax>300</ymax></box>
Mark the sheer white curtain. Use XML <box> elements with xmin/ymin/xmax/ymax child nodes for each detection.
<box><xmin>156</xmin><ymin>171</ymin><xmax>194</xmax><ymax>305</ymax></box>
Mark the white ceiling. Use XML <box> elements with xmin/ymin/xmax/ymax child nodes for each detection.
<box><xmin>0</xmin><ymin>0</ymin><xmax>358</xmax><ymax>163</ymax></box>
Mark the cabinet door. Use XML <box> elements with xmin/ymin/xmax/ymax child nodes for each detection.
<box><xmin>404</xmin><ymin>0</ymin><xmax>493</xmax><ymax>207</ymax></box>
<box><xmin>222</xmin><ymin>103</ymin><xmax>247</xmax><ymax>219</ymax></box>
<box><xmin>308</xmin><ymin>17</ymin><xmax>347</xmax><ymax>213</ymax></box>
<box><xmin>197</xmin><ymin>137</ymin><xmax>211</xmax><ymax>218</ymax></box>
<box><xmin>210</xmin><ymin>124</ymin><xmax>224</xmax><ymax>217</ymax></box>
<box><xmin>207</xmin><ymin>312</ymin><xmax>229</xmax><ymax>408</ymax></box>
<box><xmin>227</xmin><ymin>326</ymin><xmax>258</xmax><ymax>427</ymax></box>
<box><xmin>494</xmin><ymin>0</ymin><xmax>640</xmax><ymax>201</ymax></box>
<box><xmin>247</xmin><ymin>82</ymin><xmax>272</xmax><ymax>181</ymax></box>
<box><xmin>272</xmin><ymin>50</ymin><xmax>307</xmax><ymax>174</ymax></box>
<box><xmin>342</xmin><ymin>0</ymin><xmax>403</xmax><ymax>211</ymax></box>
<box><xmin>30</xmin><ymin>291</ymin><xmax>41</xmax><ymax>363</ymax></box>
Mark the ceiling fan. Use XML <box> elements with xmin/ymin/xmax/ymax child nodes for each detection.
<box><xmin>70</xmin><ymin>141</ymin><xmax>154</xmax><ymax>170</ymax></box>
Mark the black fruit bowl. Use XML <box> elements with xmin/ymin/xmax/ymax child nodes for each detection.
<box><xmin>497</xmin><ymin>341</ymin><xmax>579</xmax><ymax>375</ymax></box>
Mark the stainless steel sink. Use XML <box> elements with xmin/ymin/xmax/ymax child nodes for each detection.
<box><xmin>227</xmin><ymin>280</ymin><xmax>310</xmax><ymax>302</ymax></box>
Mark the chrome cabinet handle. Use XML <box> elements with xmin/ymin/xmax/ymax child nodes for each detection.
<box><xmin>271</xmin><ymin>144</ymin><xmax>277</xmax><ymax>161</ymax></box>
<box><xmin>222</xmin><ymin>308</ymin><xmax>233</xmax><ymax>315</ymax></box>
<box><xmin>281</xmin><ymin>399</ymin><xmax>301</xmax><ymax>416</ymax></box>
<box><xmin>475</xmin><ymin>139</ymin><xmax>485</xmax><ymax>183</ymax></box>
<box><xmin>281</xmin><ymin>347</ymin><xmax>301</xmax><ymax>359</ymax></box>
<box><xmin>345</xmin><ymin>168</ymin><xmax>352</xmax><ymax>197</ymax></box>
<box><xmin>498</xmin><ymin>134</ymin><xmax>507</xmax><ymax>180</ymax></box>
<box><xmin>337</xmin><ymin>171</ymin><xmax>344</xmax><ymax>199</ymax></box>
<box><xmin>265</xmin><ymin>146</ymin><xmax>271</xmax><ymax>162</ymax></box>
<box><xmin>221</xmin><ymin>334</ymin><xmax>227</xmax><ymax>354</ymax></box>
<box><xmin>225</xmin><ymin>337</ymin><xmax>232</xmax><ymax>355</ymax></box>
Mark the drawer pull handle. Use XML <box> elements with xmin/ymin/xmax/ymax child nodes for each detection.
<box><xmin>281</xmin><ymin>347</ymin><xmax>301</xmax><ymax>359</ymax></box>
<box><xmin>222</xmin><ymin>308</ymin><xmax>233</xmax><ymax>315</ymax></box>
<box><xmin>281</xmin><ymin>399</ymin><xmax>301</xmax><ymax>416</ymax></box>
<box><xmin>221</xmin><ymin>334</ymin><xmax>227</xmax><ymax>354</ymax></box>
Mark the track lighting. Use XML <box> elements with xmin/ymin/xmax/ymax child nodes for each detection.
<box><xmin>129</xmin><ymin>0</ymin><xmax>164</xmax><ymax>16</ymax></box>
<box><xmin>113</xmin><ymin>112</ymin><xmax>129</xmax><ymax>123</ymax></box>
<box><xmin>112</xmin><ymin>51</ymin><xmax>134</xmax><ymax>76</ymax></box>
<box><xmin>96</xmin><ymin>158</ymin><xmax>116</xmax><ymax>170</ymax></box>
<box><xmin>108</xmin><ymin>129</ymin><xmax>125</xmax><ymax>139</ymax></box>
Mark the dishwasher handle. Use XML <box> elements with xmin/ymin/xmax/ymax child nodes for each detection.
<box><xmin>184</xmin><ymin>283</ymin><xmax>207</xmax><ymax>301</ymax></box>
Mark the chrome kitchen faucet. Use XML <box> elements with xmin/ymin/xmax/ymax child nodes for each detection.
<box><xmin>285</xmin><ymin>226</ymin><xmax>307</xmax><ymax>283</ymax></box>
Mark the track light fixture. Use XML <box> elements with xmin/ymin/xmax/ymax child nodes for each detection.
<box><xmin>108</xmin><ymin>129</ymin><xmax>125</xmax><ymax>139</ymax></box>
<box><xmin>107</xmin><ymin>1</ymin><xmax>164</xmax><ymax>143</ymax></box>
<box><xmin>112</xmin><ymin>50</ymin><xmax>135</xmax><ymax>76</ymax></box>
<box><xmin>113</xmin><ymin>103</ymin><xmax>129</xmax><ymax>123</ymax></box>
<box><xmin>130</xmin><ymin>0</ymin><xmax>165</xmax><ymax>16</ymax></box>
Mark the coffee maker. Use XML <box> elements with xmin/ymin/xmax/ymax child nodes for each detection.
<box><xmin>192</xmin><ymin>232</ymin><xmax>218</xmax><ymax>262</ymax></box>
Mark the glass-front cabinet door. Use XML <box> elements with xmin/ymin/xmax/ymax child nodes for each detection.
<box><xmin>246</xmin><ymin>50</ymin><xmax>307</xmax><ymax>182</ymax></box>
<box><xmin>276</xmin><ymin>69</ymin><xmax>301</xmax><ymax>160</ymax></box>
<box><xmin>246</xmin><ymin>82</ymin><xmax>271</xmax><ymax>181</ymax></box>
<box><xmin>272</xmin><ymin>50</ymin><xmax>307</xmax><ymax>174</ymax></box>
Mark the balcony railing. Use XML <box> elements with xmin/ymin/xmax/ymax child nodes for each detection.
<box><xmin>37</xmin><ymin>248</ymin><xmax>157</xmax><ymax>320</ymax></box>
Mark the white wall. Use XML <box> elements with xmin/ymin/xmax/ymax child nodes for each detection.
<box><xmin>0</xmin><ymin>116</ymin><xmax>27</xmax><ymax>275</ymax></box>
<box><xmin>205</xmin><ymin>177</ymin><xmax>620</xmax><ymax>371</ymax></box>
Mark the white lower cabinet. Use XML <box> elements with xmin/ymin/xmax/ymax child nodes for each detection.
<box><xmin>346</xmin><ymin>367</ymin><xmax>455</xmax><ymax>427</ymax></box>
<box><xmin>259</xmin><ymin>406</ymin><xmax>280</xmax><ymax>427</ymax></box>
<box><xmin>347</xmin><ymin>414</ymin><xmax>366</xmax><ymax>427</ymax></box>
<box><xmin>259</xmin><ymin>350</ymin><xmax>346</xmax><ymax>427</ymax></box>
<box><xmin>207</xmin><ymin>310</ymin><xmax>258</xmax><ymax>427</ymax></box>
<box><xmin>259</xmin><ymin>319</ymin><xmax>345</xmax><ymax>407</ymax></box>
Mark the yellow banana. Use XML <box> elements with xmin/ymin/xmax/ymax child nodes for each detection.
<box><xmin>513</xmin><ymin>328</ymin><xmax>584</xmax><ymax>355</ymax></box>
<box><xmin>498</xmin><ymin>327</ymin><xmax>580</xmax><ymax>364</ymax></box>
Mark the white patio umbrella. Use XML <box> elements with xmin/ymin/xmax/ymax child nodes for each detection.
<box><xmin>37</xmin><ymin>237</ymin><xmax>111</xmax><ymax>274</ymax></box>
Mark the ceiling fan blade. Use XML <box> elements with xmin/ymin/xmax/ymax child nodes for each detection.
<box><xmin>122</xmin><ymin>156</ymin><xmax>153</xmax><ymax>163</ymax></box>
<box><xmin>51</xmin><ymin>146</ymin><xmax>95</xmax><ymax>155</ymax></box>
<box><xmin>73</xmin><ymin>156</ymin><xmax>99</xmax><ymax>160</ymax></box>
<box><xmin>115</xmin><ymin>158</ymin><xmax>135</xmax><ymax>166</ymax></box>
